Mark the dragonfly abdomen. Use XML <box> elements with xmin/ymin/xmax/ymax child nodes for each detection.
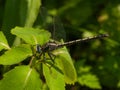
<box><xmin>57</xmin><ymin>34</ymin><xmax>109</xmax><ymax>48</ymax></box>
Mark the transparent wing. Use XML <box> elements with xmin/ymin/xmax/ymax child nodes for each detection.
<box><xmin>40</xmin><ymin>7</ymin><xmax>66</xmax><ymax>41</ymax></box>
<box><xmin>53</xmin><ymin>15</ymin><xmax>66</xmax><ymax>41</ymax></box>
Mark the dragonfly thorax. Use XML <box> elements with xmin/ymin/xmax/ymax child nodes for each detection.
<box><xmin>41</xmin><ymin>42</ymin><xmax>59</xmax><ymax>52</ymax></box>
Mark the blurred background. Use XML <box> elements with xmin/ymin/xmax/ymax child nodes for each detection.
<box><xmin>0</xmin><ymin>0</ymin><xmax>120</xmax><ymax>89</ymax></box>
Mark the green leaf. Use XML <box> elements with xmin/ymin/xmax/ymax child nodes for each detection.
<box><xmin>78</xmin><ymin>74</ymin><xmax>101</xmax><ymax>89</ymax></box>
<box><xmin>0</xmin><ymin>44</ymin><xmax>32</xmax><ymax>65</ymax></box>
<box><xmin>1</xmin><ymin>0</ymin><xmax>21</xmax><ymax>45</ymax></box>
<box><xmin>25</xmin><ymin>0</ymin><xmax>41</xmax><ymax>27</ymax></box>
<box><xmin>53</xmin><ymin>46</ymin><xmax>77</xmax><ymax>84</ymax></box>
<box><xmin>0</xmin><ymin>31</ymin><xmax>10</xmax><ymax>51</ymax></box>
<box><xmin>0</xmin><ymin>65</ymin><xmax>42</xmax><ymax>90</ymax></box>
<box><xmin>11</xmin><ymin>26</ymin><xmax>51</xmax><ymax>45</ymax></box>
<box><xmin>43</xmin><ymin>64</ymin><xmax>65</xmax><ymax>90</ymax></box>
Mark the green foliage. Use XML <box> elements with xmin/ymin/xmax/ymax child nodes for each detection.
<box><xmin>78</xmin><ymin>73</ymin><xmax>101</xmax><ymax>89</ymax></box>
<box><xmin>24</xmin><ymin>0</ymin><xmax>41</xmax><ymax>27</ymax></box>
<box><xmin>75</xmin><ymin>60</ymin><xmax>102</xmax><ymax>89</ymax></box>
<box><xmin>0</xmin><ymin>66</ymin><xmax>42</xmax><ymax>90</ymax></box>
<box><xmin>0</xmin><ymin>31</ymin><xmax>10</xmax><ymax>50</ymax></box>
<box><xmin>43</xmin><ymin>64</ymin><xmax>65</xmax><ymax>90</ymax></box>
<box><xmin>53</xmin><ymin>46</ymin><xmax>77</xmax><ymax>84</ymax></box>
<box><xmin>11</xmin><ymin>27</ymin><xmax>51</xmax><ymax>45</ymax></box>
<box><xmin>0</xmin><ymin>0</ymin><xmax>120</xmax><ymax>90</ymax></box>
<box><xmin>0</xmin><ymin>44</ymin><xmax>32</xmax><ymax>65</ymax></box>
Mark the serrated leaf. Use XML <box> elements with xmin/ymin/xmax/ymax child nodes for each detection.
<box><xmin>43</xmin><ymin>64</ymin><xmax>65</xmax><ymax>90</ymax></box>
<box><xmin>11</xmin><ymin>26</ymin><xmax>51</xmax><ymax>45</ymax></box>
<box><xmin>25</xmin><ymin>0</ymin><xmax>41</xmax><ymax>27</ymax></box>
<box><xmin>0</xmin><ymin>44</ymin><xmax>32</xmax><ymax>65</ymax></box>
<box><xmin>0</xmin><ymin>31</ymin><xmax>10</xmax><ymax>51</ymax></box>
<box><xmin>0</xmin><ymin>66</ymin><xmax>42</xmax><ymax>90</ymax></box>
<box><xmin>53</xmin><ymin>46</ymin><xmax>77</xmax><ymax>84</ymax></box>
<box><xmin>78</xmin><ymin>74</ymin><xmax>101</xmax><ymax>89</ymax></box>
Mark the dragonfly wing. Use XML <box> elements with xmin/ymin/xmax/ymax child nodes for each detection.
<box><xmin>52</xmin><ymin>15</ymin><xmax>66</xmax><ymax>41</ymax></box>
<box><xmin>40</xmin><ymin>6</ymin><xmax>66</xmax><ymax>41</ymax></box>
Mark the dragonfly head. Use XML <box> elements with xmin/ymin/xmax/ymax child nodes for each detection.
<box><xmin>36</xmin><ymin>44</ymin><xmax>42</xmax><ymax>53</ymax></box>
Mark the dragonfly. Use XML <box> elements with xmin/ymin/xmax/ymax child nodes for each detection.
<box><xmin>36</xmin><ymin>7</ymin><xmax>109</xmax><ymax>62</ymax></box>
<box><xmin>36</xmin><ymin>34</ymin><xmax>108</xmax><ymax>62</ymax></box>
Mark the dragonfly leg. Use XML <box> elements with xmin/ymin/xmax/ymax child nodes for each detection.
<box><xmin>37</xmin><ymin>52</ymin><xmax>45</xmax><ymax>62</ymax></box>
<box><xmin>47</xmin><ymin>52</ymin><xmax>56</xmax><ymax>63</ymax></box>
<box><xmin>43</xmin><ymin>52</ymin><xmax>46</xmax><ymax>61</ymax></box>
<box><xmin>38</xmin><ymin>52</ymin><xmax>42</xmax><ymax>59</ymax></box>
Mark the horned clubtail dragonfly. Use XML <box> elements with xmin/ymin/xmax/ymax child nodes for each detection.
<box><xmin>36</xmin><ymin>34</ymin><xmax>108</xmax><ymax>61</ymax></box>
<box><xmin>36</xmin><ymin>7</ymin><xmax>109</xmax><ymax>62</ymax></box>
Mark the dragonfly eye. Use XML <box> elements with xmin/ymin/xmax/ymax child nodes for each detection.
<box><xmin>36</xmin><ymin>44</ymin><xmax>42</xmax><ymax>53</ymax></box>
